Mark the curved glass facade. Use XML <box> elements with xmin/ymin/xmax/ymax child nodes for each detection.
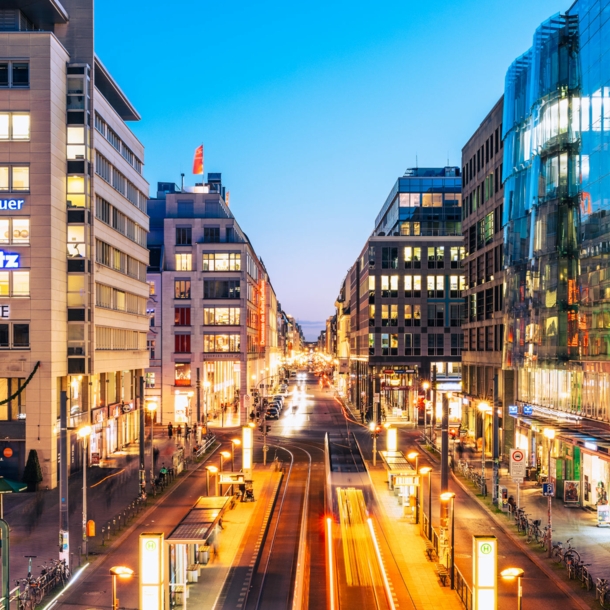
<box><xmin>503</xmin><ymin>1</ymin><xmax>610</xmax><ymax>420</ymax></box>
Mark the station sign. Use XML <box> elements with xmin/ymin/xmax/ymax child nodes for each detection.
<box><xmin>219</xmin><ymin>472</ymin><xmax>245</xmax><ymax>484</ymax></box>
<box><xmin>139</xmin><ymin>532</ymin><xmax>164</xmax><ymax>610</ymax></box>
<box><xmin>0</xmin><ymin>251</ymin><xmax>20</xmax><ymax>268</ymax></box>
<box><xmin>0</xmin><ymin>199</ymin><xmax>24</xmax><ymax>211</ymax></box>
<box><xmin>472</xmin><ymin>535</ymin><xmax>497</xmax><ymax>610</ymax></box>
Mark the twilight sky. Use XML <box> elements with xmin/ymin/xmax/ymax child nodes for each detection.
<box><xmin>95</xmin><ymin>0</ymin><xmax>564</xmax><ymax>341</ymax></box>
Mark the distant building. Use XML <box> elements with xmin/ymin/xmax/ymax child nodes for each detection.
<box><xmin>146</xmin><ymin>177</ymin><xmax>281</xmax><ymax>427</ymax></box>
<box><xmin>339</xmin><ymin>167</ymin><xmax>465</xmax><ymax>422</ymax></box>
<box><xmin>0</xmin><ymin>0</ymin><xmax>150</xmax><ymax>486</ymax></box>
<box><xmin>460</xmin><ymin>97</ymin><xmax>512</xmax><ymax>450</ymax></box>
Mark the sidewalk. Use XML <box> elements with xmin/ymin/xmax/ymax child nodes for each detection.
<box><xmin>429</xmin><ymin>434</ymin><xmax>610</xmax><ymax>606</ymax></box>
<box><xmin>3</xmin><ymin>426</ymin><xmax>184</xmax><ymax>581</ymax></box>
<box><xmin>365</xmin><ymin>459</ymin><xmax>463</xmax><ymax>609</ymax></box>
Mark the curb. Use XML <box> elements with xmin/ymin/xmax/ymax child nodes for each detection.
<box><xmin>417</xmin><ymin>440</ymin><xmax>590</xmax><ymax>610</ymax></box>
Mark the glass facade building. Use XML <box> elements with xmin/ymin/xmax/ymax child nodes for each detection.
<box><xmin>503</xmin><ymin>0</ymin><xmax>610</xmax><ymax>504</ymax></box>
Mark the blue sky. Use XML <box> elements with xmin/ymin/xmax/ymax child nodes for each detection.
<box><xmin>95</xmin><ymin>0</ymin><xmax>564</xmax><ymax>340</ymax></box>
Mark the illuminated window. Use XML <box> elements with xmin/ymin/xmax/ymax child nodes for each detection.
<box><xmin>369</xmin><ymin>304</ymin><xmax>375</xmax><ymax>326</ymax></box>
<box><xmin>12</xmin><ymin>271</ymin><xmax>29</xmax><ymax>296</ymax></box>
<box><xmin>0</xmin><ymin>113</ymin><xmax>29</xmax><ymax>140</ymax></box>
<box><xmin>67</xmin><ymin>175</ymin><xmax>85</xmax><ymax>193</ymax></box>
<box><xmin>203</xmin><ymin>334</ymin><xmax>240</xmax><ymax>352</ymax></box>
<box><xmin>11</xmin><ymin>167</ymin><xmax>28</xmax><ymax>191</ymax></box>
<box><xmin>203</xmin><ymin>307</ymin><xmax>240</xmax><ymax>325</ymax></box>
<box><xmin>202</xmin><ymin>252</ymin><xmax>241</xmax><ymax>271</ymax></box>
<box><xmin>368</xmin><ymin>333</ymin><xmax>375</xmax><ymax>355</ymax></box>
<box><xmin>12</xmin><ymin>219</ymin><xmax>29</xmax><ymax>244</ymax></box>
<box><xmin>175</xmin><ymin>253</ymin><xmax>192</xmax><ymax>271</ymax></box>
<box><xmin>174</xmin><ymin>362</ymin><xmax>191</xmax><ymax>386</ymax></box>
<box><xmin>67</xmin><ymin>226</ymin><xmax>85</xmax><ymax>258</ymax></box>
<box><xmin>0</xmin><ymin>272</ymin><xmax>8</xmax><ymax>295</ymax></box>
<box><xmin>174</xmin><ymin>280</ymin><xmax>191</xmax><ymax>299</ymax></box>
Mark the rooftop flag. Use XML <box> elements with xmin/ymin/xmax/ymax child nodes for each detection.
<box><xmin>192</xmin><ymin>144</ymin><xmax>204</xmax><ymax>175</ymax></box>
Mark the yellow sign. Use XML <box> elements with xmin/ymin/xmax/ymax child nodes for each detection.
<box><xmin>473</xmin><ymin>535</ymin><xmax>497</xmax><ymax>610</ymax></box>
<box><xmin>139</xmin><ymin>533</ymin><xmax>163</xmax><ymax>610</ymax></box>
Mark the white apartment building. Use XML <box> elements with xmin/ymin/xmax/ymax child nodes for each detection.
<box><xmin>146</xmin><ymin>176</ymin><xmax>282</xmax><ymax>427</ymax></box>
<box><xmin>0</xmin><ymin>0</ymin><xmax>149</xmax><ymax>487</ymax></box>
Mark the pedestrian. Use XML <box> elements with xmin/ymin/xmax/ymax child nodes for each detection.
<box><xmin>185</xmin><ymin>425</ymin><xmax>191</xmax><ymax>439</ymax></box>
<box><xmin>193</xmin><ymin>422</ymin><xmax>198</xmax><ymax>437</ymax></box>
<box><xmin>457</xmin><ymin>441</ymin><xmax>464</xmax><ymax>460</ymax></box>
<box><xmin>250</xmin><ymin>409</ymin><xmax>255</xmax><ymax>422</ymax></box>
<box><xmin>167</xmin><ymin>422</ymin><xmax>173</xmax><ymax>438</ymax></box>
<box><xmin>177</xmin><ymin>424</ymin><xmax>182</xmax><ymax>439</ymax></box>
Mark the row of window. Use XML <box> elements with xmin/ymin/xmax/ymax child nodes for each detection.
<box><xmin>369</xmin><ymin>303</ymin><xmax>463</xmax><ymax>327</ymax></box>
<box><xmin>463</xmin><ymin>324</ymin><xmax>504</xmax><ymax>352</ymax></box>
<box><xmin>0</xmin><ymin>323</ymin><xmax>29</xmax><ymax>348</ymax></box>
<box><xmin>173</xmin><ymin>279</ymin><xmax>243</xmax><ymax>300</ymax></box>
<box><xmin>462</xmin><ymin>166</ymin><xmax>503</xmax><ymax>220</ymax></box>
<box><xmin>95</xmin><ymin>240</ymin><xmax>148</xmax><ymax>283</ymax></box>
<box><xmin>170</xmin><ymin>307</ymin><xmax>242</xmax><ymax>326</ymax></box>
<box><xmin>0</xmin><ymin>271</ymin><xmax>29</xmax><ymax>296</ymax></box>
<box><xmin>463</xmin><ymin>125</ymin><xmax>502</xmax><ymax>186</ymax></box>
<box><xmin>465</xmin><ymin>245</ymin><xmax>503</xmax><ymax>288</ymax></box>
<box><xmin>0</xmin><ymin>113</ymin><xmax>29</xmax><ymax>140</ymax></box>
<box><xmin>368</xmin><ymin>332</ymin><xmax>463</xmax><ymax>356</ymax></box>
<box><xmin>174</xmin><ymin>333</ymin><xmax>242</xmax><ymax>353</ymax></box>
<box><xmin>374</xmin><ymin>275</ymin><xmax>465</xmax><ymax>299</ymax></box>
<box><xmin>95</xmin><ymin>152</ymin><xmax>147</xmax><ymax>213</ymax></box>
<box><xmin>465</xmin><ymin>207</ymin><xmax>502</xmax><ymax>253</ymax></box>
<box><xmin>377</xmin><ymin>246</ymin><xmax>465</xmax><ymax>270</ymax></box>
<box><xmin>94</xmin><ymin>113</ymin><xmax>143</xmax><ymax>174</ymax></box>
<box><xmin>96</xmin><ymin>283</ymin><xmax>147</xmax><ymax>315</ymax></box>
<box><xmin>465</xmin><ymin>286</ymin><xmax>504</xmax><ymax>321</ymax></box>
<box><xmin>95</xmin><ymin>326</ymin><xmax>147</xmax><ymax>350</ymax></box>
<box><xmin>399</xmin><ymin>220</ymin><xmax>462</xmax><ymax>237</ymax></box>
<box><xmin>397</xmin><ymin>192</ymin><xmax>462</xmax><ymax>208</ymax></box>
<box><xmin>175</xmin><ymin>252</ymin><xmax>242</xmax><ymax>271</ymax></box>
<box><xmin>95</xmin><ymin>196</ymin><xmax>147</xmax><ymax>248</ymax></box>
<box><xmin>0</xmin><ymin>62</ymin><xmax>28</xmax><ymax>88</ymax></box>
<box><xmin>175</xmin><ymin>226</ymin><xmax>232</xmax><ymax>245</ymax></box>
<box><xmin>0</xmin><ymin>165</ymin><xmax>29</xmax><ymax>192</ymax></box>
<box><xmin>0</xmin><ymin>218</ymin><xmax>29</xmax><ymax>244</ymax></box>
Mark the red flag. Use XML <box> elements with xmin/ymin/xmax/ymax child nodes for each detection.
<box><xmin>192</xmin><ymin>145</ymin><xmax>204</xmax><ymax>175</ymax></box>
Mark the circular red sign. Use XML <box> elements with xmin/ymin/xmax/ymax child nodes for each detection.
<box><xmin>3</xmin><ymin>448</ymin><xmax>13</xmax><ymax>458</ymax></box>
<box><xmin>512</xmin><ymin>450</ymin><xmax>524</xmax><ymax>462</ymax></box>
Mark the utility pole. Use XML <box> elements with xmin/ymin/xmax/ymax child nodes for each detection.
<box><xmin>441</xmin><ymin>392</ymin><xmax>449</xmax><ymax>493</ymax></box>
<box><xmin>196</xmin><ymin>368</ymin><xmax>202</xmax><ymax>442</ymax></box>
<box><xmin>59</xmin><ymin>391</ymin><xmax>69</xmax><ymax>563</ymax></box>
<box><xmin>138</xmin><ymin>376</ymin><xmax>145</xmax><ymax>497</ymax></box>
<box><xmin>492</xmin><ymin>374</ymin><xmax>500</xmax><ymax>506</ymax></box>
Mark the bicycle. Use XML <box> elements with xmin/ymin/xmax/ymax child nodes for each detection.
<box><xmin>541</xmin><ymin>525</ymin><xmax>552</xmax><ymax>550</ymax></box>
<box><xmin>596</xmin><ymin>578</ymin><xmax>609</xmax><ymax>607</ymax></box>
<box><xmin>582</xmin><ymin>565</ymin><xmax>594</xmax><ymax>591</ymax></box>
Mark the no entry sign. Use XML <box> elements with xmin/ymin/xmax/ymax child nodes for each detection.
<box><xmin>510</xmin><ymin>448</ymin><xmax>526</xmax><ymax>479</ymax></box>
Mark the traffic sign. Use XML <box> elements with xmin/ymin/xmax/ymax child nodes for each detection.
<box><xmin>511</xmin><ymin>478</ymin><xmax>524</xmax><ymax>484</ymax></box>
<box><xmin>542</xmin><ymin>483</ymin><xmax>554</xmax><ymax>497</ymax></box>
<box><xmin>510</xmin><ymin>449</ymin><xmax>526</xmax><ymax>479</ymax></box>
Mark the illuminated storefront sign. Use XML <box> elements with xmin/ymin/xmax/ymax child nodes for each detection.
<box><xmin>0</xmin><ymin>305</ymin><xmax>8</xmax><ymax>319</ymax></box>
<box><xmin>139</xmin><ymin>533</ymin><xmax>164</xmax><ymax>610</ymax></box>
<box><xmin>0</xmin><ymin>251</ymin><xmax>20</xmax><ymax>268</ymax></box>
<box><xmin>0</xmin><ymin>199</ymin><xmax>24</xmax><ymax>211</ymax></box>
<box><xmin>259</xmin><ymin>279</ymin><xmax>266</xmax><ymax>347</ymax></box>
<box><xmin>242</xmin><ymin>425</ymin><xmax>253</xmax><ymax>477</ymax></box>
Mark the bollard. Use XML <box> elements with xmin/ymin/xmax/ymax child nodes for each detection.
<box><xmin>101</xmin><ymin>526</ymin><xmax>106</xmax><ymax>546</ymax></box>
<box><xmin>117</xmin><ymin>515</ymin><xmax>121</xmax><ymax>530</ymax></box>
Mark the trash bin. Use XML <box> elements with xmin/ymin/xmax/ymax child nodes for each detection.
<box><xmin>500</xmin><ymin>486</ymin><xmax>509</xmax><ymax>511</ymax></box>
<box><xmin>199</xmin><ymin>545</ymin><xmax>210</xmax><ymax>565</ymax></box>
<box><xmin>187</xmin><ymin>564</ymin><xmax>198</xmax><ymax>582</ymax></box>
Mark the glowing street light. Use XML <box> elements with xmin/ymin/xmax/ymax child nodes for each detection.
<box><xmin>110</xmin><ymin>565</ymin><xmax>133</xmax><ymax>610</ymax></box>
<box><xmin>420</xmin><ymin>466</ymin><xmax>432</xmax><ymax>538</ymax></box>
<box><xmin>501</xmin><ymin>567</ymin><xmax>525</xmax><ymax>610</ymax></box>
<box><xmin>440</xmin><ymin>491</ymin><xmax>456</xmax><ymax>589</ymax></box>
<box><xmin>206</xmin><ymin>465</ymin><xmax>219</xmax><ymax>496</ymax></box>
<box><xmin>478</xmin><ymin>401</ymin><xmax>492</xmax><ymax>488</ymax></box>
<box><xmin>77</xmin><ymin>425</ymin><xmax>92</xmax><ymax>558</ymax></box>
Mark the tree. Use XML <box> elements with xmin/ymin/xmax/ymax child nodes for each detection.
<box><xmin>23</xmin><ymin>449</ymin><xmax>43</xmax><ymax>492</ymax></box>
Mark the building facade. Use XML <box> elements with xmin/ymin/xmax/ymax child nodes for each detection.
<box><xmin>460</xmin><ymin>98</ymin><xmax>514</xmax><ymax>451</ymax></box>
<box><xmin>343</xmin><ymin>167</ymin><xmax>465</xmax><ymax>422</ymax></box>
<box><xmin>0</xmin><ymin>0</ymin><xmax>150</xmax><ymax>487</ymax></box>
<box><xmin>503</xmin><ymin>1</ymin><xmax>610</xmax><ymax>505</ymax></box>
<box><xmin>146</xmin><ymin>177</ymin><xmax>281</xmax><ymax>428</ymax></box>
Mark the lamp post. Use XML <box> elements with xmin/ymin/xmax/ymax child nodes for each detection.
<box><xmin>478</xmin><ymin>401</ymin><xmax>492</xmax><ymax>494</ymax></box>
<box><xmin>77</xmin><ymin>425</ymin><xmax>92</xmax><ymax>558</ymax></box>
<box><xmin>440</xmin><ymin>491</ymin><xmax>456</xmax><ymax>589</ymax></box>
<box><xmin>420</xmin><ymin>466</ymin><xmax>432</xmax><ymax>538</ymax></box>
<box><xmin>369</xmin><ymin>421</ymin><xmax>380</xmax><ymax>466</ymax></box>
<box><xmin>203</xmin><ymin>380</ymin><xmax>211</xmax><ymax>433</ymax></box>
<box><xmin>146</xmin><ymin>400</ymin><xmax>158</xmax><ymax>492</ymax></box>
<box><xmin>220</xmin><ymin>451</ymin><xmax>230</xmax><ymax>495</ymax></box>
<box><xmin>407</xmin><ymin>451</ymin><xmax>419</xmax><ymax>524</ymax></box>
<box><xmin>501</xmin><ymin>567</ymin><xmax>524</xmax><ymax>610</ymax></box>
<box><xmin>544</xmin><ymin>428</ymin><xmax>555</xmax><ymax>558</ymax></box>
<box><xmin>206</xmin><ymin>465</ymin><xmax>219</xmax><ymax>496</ymax></box>
<box><xmin>422</xmin><ymin>381</ymin><xmax>430</xmax><ymax>441</ymax></box>
<box><xmin>230</xmin><ymin>438</ymin><xmax>240</xmax><ymax>472</ymax></box>
<box><xmin>109</xmin><ymin>566</ymin><xmax>133</xmax><ymax>610</ymax></box>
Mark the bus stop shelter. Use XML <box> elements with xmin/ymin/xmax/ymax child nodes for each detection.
<box><xmin>379</xmin><ymin>450</ymin><xmax>419</xmax><ymax>517</ymax></box>
<box><xmin>165</xmin><ymin>496</ymin><xmax>231</xmax><ymax>607</ymax></box>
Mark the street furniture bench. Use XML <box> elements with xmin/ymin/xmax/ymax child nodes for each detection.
<box><xmin>436</xmin><ymin>563</ymin><xmax>449</xmax><ymax>586</ymax></box>
<box><xmin>424</xmin><ymin>540</ymin><xmax>437</xmax><ymax>561</ymax></box>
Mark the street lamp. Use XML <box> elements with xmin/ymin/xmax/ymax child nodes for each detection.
<box><xmin>478</xmin><ymin>402</ymin><xmax>492</xmax><ymax>491</ymax></box>
<box><xmin>440</xmin><ymin>491</ymin><xmax>456</xmax><ymax>589</ymax></box>
<box><xmin>501</xmin><ymin>567</ymin><xmax>525</xmax><ymax>610</ymax></box>
<box><xmin>369</xmin><ymin>421</ymin><xmax>380</xmax><ymax>466</ymax></box>
<box><xmin>422</xmin><ymin>381</ymin><xmax>430</xmax><ymax>439</ymax></box>
<box><xmin>220</xmin><ymin>451</ymin><xmax>230</xmax><ymax>494</ymax></box>
<box><xmin>109</xmin><ymin>566</ymin><xmax>133</xmax><ymax>610</ymax></box>
<box><xmin>206</xmin><ymin>465</ymin><xmax>219</xmax><ymax>496</ymax></box>
<box><xmin>544</xmin><ymin>427</ymin><xmax>555</xmax><ymax>558</ymax></box>
<box><xmin>407</xmin><ymin>451</ymin><xmax>419</xmax><ymax>524</ymax></box>
<box><xmin>203</xmin><ymin>381</ymin><xmax>211</xmax><ymax>432</ymax></box>
<box><xmin>420</xmin><ymin>466</ymin><xmax>432</xmax><ymax>539</ymax></box>
<box><xmin>230</xmin><ymin>438</ymin><xmax>240</xmax><ymax>472</ymax></box>
<box><xmin>77</xmin><ymin>425</ymin><xmax>92</xmax><ymax>558</ymax></box>
<box><xmin>146</xmin><ymin>400</ymin><xmax>158</xmax><ymax>492</ymax></box>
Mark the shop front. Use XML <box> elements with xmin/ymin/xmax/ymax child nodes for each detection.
<box><xmin>378</xmin><ymin>366</ymin><xmax>418</xmax><ymax>421</ymax></box>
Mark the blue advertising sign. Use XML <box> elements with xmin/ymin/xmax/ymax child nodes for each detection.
<box><xmin>0</xmin><ymin>199</ymin><xmax>24</xmax><ymax>211</ymax></box>
<box><xmin>0</xmin><ymin>252</ymin><xmax>19</xmax><ymax>268</ymax></box>
<box><xmin>542</xmin><ymin>483</ymin><xmax>554</xmax><ymax>497</ymax></box>
<box><xmin>508</xmin><ymin>405</ymin><xmax>518</xmax><ymax>416</ymax></box>
<box><xmin>523</xmin><ymin>405</ymin><xmax>533</xmax><ymax>416</ymax></box>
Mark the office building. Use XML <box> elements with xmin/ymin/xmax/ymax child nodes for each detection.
<box><xmin>341</xmin><ymin>167</ymin><xmax>465</xmax><ymax>422</ymax></box>
<box><xmin>0</xmin><ymin>0</ymin><xmax>150</xmax><ymax>487</ymax></box>
<box><xmin>503</xmin><ymin>1</ymin><xmax>610</xmax><ymax>504</ymax></box>
<box><xmin>460</xmin><ymin>98</ymin><xmax>513</xmax><ymax>451</ymax></box>
<box><xmin>146</xmin><ymin>177</ymin><xmax>282</xmax><ymax>427</ymax></box>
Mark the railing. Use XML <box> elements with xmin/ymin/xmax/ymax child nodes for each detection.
<box><xmin>194</xmin><ymin>434</ymin><xmax>216</xmax><ymax>459</ymax></box>
<box><xmin>454</xmin><ymin>564</ymin><xmax>473</xmax><ymax>610</ymax></box>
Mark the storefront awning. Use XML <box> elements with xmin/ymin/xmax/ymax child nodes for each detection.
<box><xmin>378</xmin><ymin>451</ymin><xmax>417</xmax><ymax>475</ymax></box>
<box><xmin>166</xmin><ymin>496</ymin><xmax>230</xmax><ymax>544</ymax></box>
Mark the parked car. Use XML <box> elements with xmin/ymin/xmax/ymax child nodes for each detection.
<box><xmin>265</xmin><ymin>407</ymin><xmax>279</xmax><ymax>420</ymax></box>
